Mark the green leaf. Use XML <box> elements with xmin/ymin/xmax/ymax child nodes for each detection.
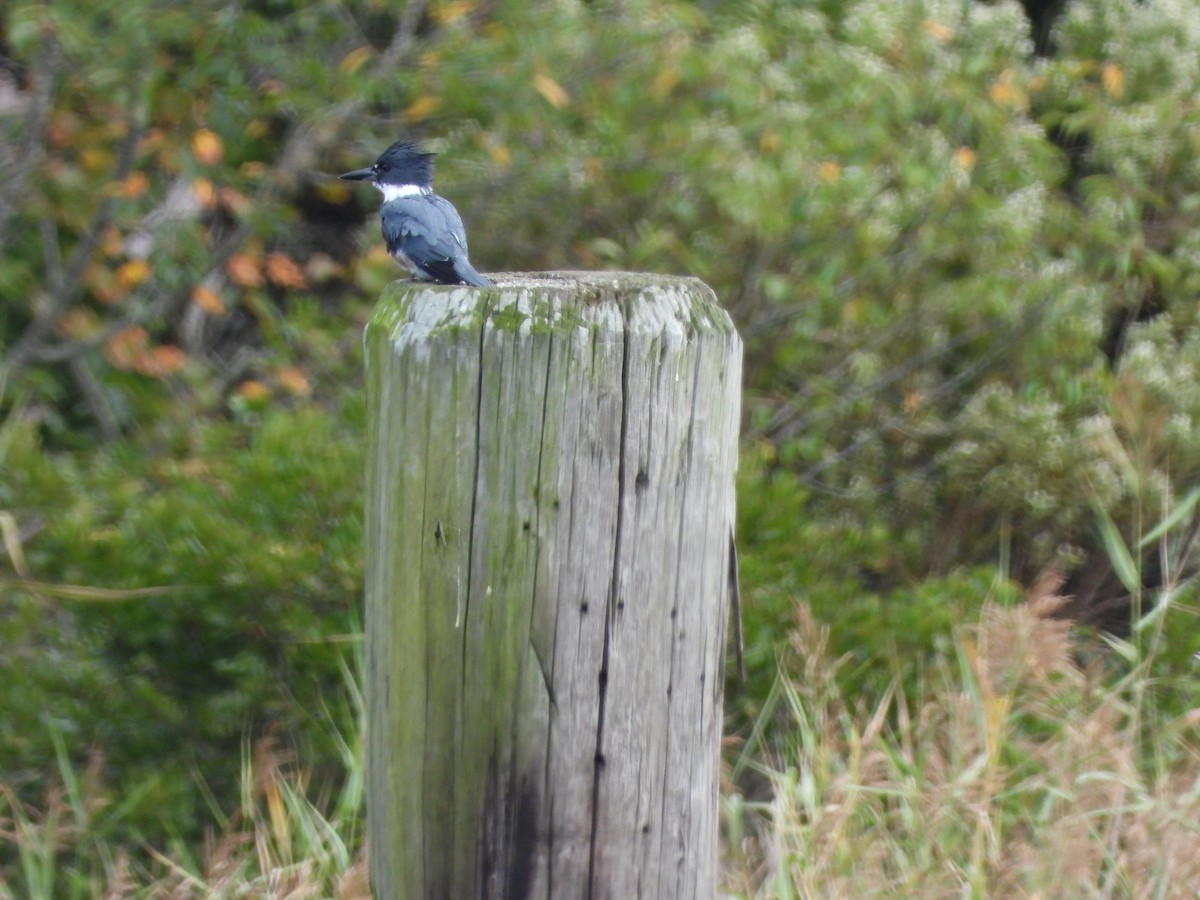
<box><xmin>1138</xmin><ymin>486</ymin><xmax>1200</xmax><ymax>549</ymax></box>
<box><xmin>1094</xmin><ymin>502</ymin><xmax>1140</xmax><ymax>595</ymax></box>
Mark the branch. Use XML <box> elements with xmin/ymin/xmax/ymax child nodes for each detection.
<box><xmin>0</xmin><ymin>26</ymin><xmax>61</xmax><ymax>248</ymax></box>
<box><xmin>4</xmin><ymin>114</ymin><xmax>144</xmax><ymax>369</ymax></box>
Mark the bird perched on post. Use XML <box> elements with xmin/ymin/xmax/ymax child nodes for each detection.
<box><xmin>340</xmin><ymin>140</ymin><xmax>491</xmax><ymax>287</ymax></box>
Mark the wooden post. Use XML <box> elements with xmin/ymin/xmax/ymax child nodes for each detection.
<box><xmin>364</xmin><ymin>272</ymin><xmax>741</xmax><ymax>899</ymax></box>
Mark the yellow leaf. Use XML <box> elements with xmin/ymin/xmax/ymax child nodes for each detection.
<box><xmin>237</xmin><ymin>380</ymin><xmax>272</xmax><ymax>402</ymax></box>
<box><xmin>404</xmin><ymin>95</ymin><xmax>441</xmax><ymax>122</ymax></box>
<box><xmin>80</xmin><ymin>147</ymin><xmax>112</xmax><ymax>173</ymax></box>
<box><xmin>87</xmin><ymin>264</ymin><xmax>121</xmax><ymax>306</ymax></box>
<box><xmin>339</xmin><ymin>45</ymin><xmax>373</xmax><ymax>74</ymax></box>
<box><xmin>952</xmin><ymin>146</ymin><xmax>976</xmax><ymax>172</ymax></box>
<box><xmin>101</xmin><ymin>226</ymin><xmax>124</xmax><ymax>258</ymax></box>
<box><xmin>652</xmin><ymin>65</ymin><xmax>680</xmax><ymax>98</ymax></box>
<box><xmin>433</xmin><ymin>0</ymin><xmax>475</xmax><ymax>24</ymax></box>
<box><xmin>533</xmin><ymin>71</ymin><xmax>570</xmax><ymax>109</ymax></box>
<box><xmin>317</xmin><ymin>181</ymin><xmax>353</xmax><ymax>203</ymax></box>
<box><xmin>192</xmin><ymin>128</ymin><xmax>223</xmax><ymax>166</ymax></box>
<box><xmin>57</xmin><ymin>308</ymin><xmax>101</xmax><ymax>340</ymax></box>
<box><xmin>265</xmin><ymin>252</ymin><xmax>307</xmax><ymax>289</ymax></box>
<box><xmin>922</xmin><ymin>19</ymin><xmax>953</xmax><ymax>42</ymax></box>
<box><xmin>759</xmin><ymin>131</ymin><xmax>781</xmax><ymax>154</ymax></box>
<box><xmin>487</xmin><ymin>142</ymin><xmax>512</xmax><ymax>168</ymax></box>
<box><xmin>305</xmin><ymin>253</ymin><xmax>343</xmax><ymax>283</ymax></box>
<box><xmin>842</xmin><ymin>298</ymin><xmax>864</xmax><ymax>324</ymax></box>
<box><xmin>818</xmin><ymin>161</ymin><xmax>841</xmax><ymax>183</ymax></box>
<box><xmin>192</xmin><ymin>285</ymin><xmax>227</xmax><ymax>316</ymax></box>
<box><xmin>1102</xmin><ymin>62</ymin><xmax>1125</xmax><ymax>98</ymax></box>
<box><xmin>227</xmin><ymin>253</ymin><xmax>263</xmax><ymax>288</ymax></box>
<box><xmin>116</xmin><ymin>259</ymin><xmax>151</xmax><ymax>290</ymax></box>
<box><xmin>193</xmin><ymin>177</ymin><xmax>217</xmax><ymax>209</ymax></box>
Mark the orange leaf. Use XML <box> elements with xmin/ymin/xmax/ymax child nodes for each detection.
<box><xmin>120</xmin><ymin>171</ymin><xmax>149</xmax><ymax>198</ymax></box>
<box><xmin>218</xmin><ymin>187</ymin><xmax>252</xmax><ymax>217</ymax></box>
<box><xmin>192</xmin><ymin>285</ymin><xmax>227</xmax><ymax>316</ymax></box>
<box><xmin>138</xmin><ymin>345</ymin><xmax>187</xmax><ymax>377</ymax></box>
<box><xmin>275</xmin><ymin>367</ymin><xmax>311</xmax><ymax>397</ymax></box>
<box><xmin>227</xmin><ymin>254</ymin><xmax>263</xmax><ymax>288</ymax></box>
<box><xmin>1101</xmin><ymin>62</ymin><xmax>1125</xmax><ymax>98</ymax></box>
<box><xmin>818</xmin><ymin>161</ymin><xmax>841</xmax><ymax>183</ymax></box>
<box><xmin>265</xmin><ymin>252</ymin><xmax>307</xmax><ymax>289</ymax></box>
<box><xmin>989</xmin><ymin>69</ymin><xmax>1027</xmax><ymax>110</ymax></box>
<box><xmin>104</xmin><ymin>326</ymin><xmax>151</xmax><ymax>371</ymax></box>
<box><xmin>192</xmin><ymin>128</ymin><xmax>224</xmax><ymax>166</ymax></box>
<box><xmin>116</xmin><ymin>259</ymin><xmax>152</xmax><ymax>290</ymax></box>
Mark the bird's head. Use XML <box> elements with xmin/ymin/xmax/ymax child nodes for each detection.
<box><xmin>340</xmin><ymin>141</ymin><xmax>436</xmax><ymax>194</ymax></box>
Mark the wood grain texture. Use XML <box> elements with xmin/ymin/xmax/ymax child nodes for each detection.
<box><xmin>364</xmin><ymin>272</ymin><xmax>741</xmax><ymax>900</ymax></box>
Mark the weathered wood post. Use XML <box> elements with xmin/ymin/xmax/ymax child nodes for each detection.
<box><xmin>364</xmin><ymin>272</ymin><xmax>741</xmax><ymax>899</ymax></box>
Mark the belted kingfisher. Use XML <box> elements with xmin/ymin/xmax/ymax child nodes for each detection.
<box><xmin>340</xmin><ymin>140</ymin><xmax>491</xmax><ymax>287</ymax></box>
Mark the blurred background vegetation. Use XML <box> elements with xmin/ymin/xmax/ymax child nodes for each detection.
<box><xmin>4</xmin><ymin>0</ymin><xmax>1200</xmax><ymax>893</ymax></box>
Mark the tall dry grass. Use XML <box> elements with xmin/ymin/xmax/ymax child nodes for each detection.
<box><xmin>5</xmin><ymin>579</ymin><xmax>1199</xmax><ymax>897</ymax></box>
<box><xmin>722</xmin><ymin>575</ymin><xmax>1200</xmax><ymax>899</ymax></box>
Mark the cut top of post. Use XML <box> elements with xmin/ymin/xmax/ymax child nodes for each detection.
<box><xmin>368</xmin><ymin>270</ymin><xmax>738</xmax><ymax>347</ymax></box>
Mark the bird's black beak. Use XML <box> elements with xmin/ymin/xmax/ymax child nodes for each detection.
<box><xmin>339</xmin><ymin>167</ymin><xmax>375</xmax><ymax>181</ymax></box>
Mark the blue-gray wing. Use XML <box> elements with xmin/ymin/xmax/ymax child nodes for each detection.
<box><xmin>381</xmin><ymin>194</ymin><xmax>488</xmax><ymax>286</ymax></box>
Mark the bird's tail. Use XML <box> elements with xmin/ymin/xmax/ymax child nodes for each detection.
<box><xmin>455</xmin><ymin>261</ymin><xmax>492</xmax><ymax>287</ymax></box>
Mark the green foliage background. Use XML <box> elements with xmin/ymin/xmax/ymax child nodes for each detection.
<box><xmin>4</xmin><ymin>0</ymin><xmax>1200</xmax><ymax>859</ymax></box>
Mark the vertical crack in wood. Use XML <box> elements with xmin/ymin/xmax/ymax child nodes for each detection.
<box><xmin>529</xmin><ymin>326</ymin><xmax>557</xmax><ymax>708</ymax></box>
<box><xmin>461</xmin><ymin>298</ymin><xmax>491</xmax><ymax>685</ymax></box>
<box><xmin>511</xmin><ymin>325</ymin><xmax>556</xmax><ymax>898</ymax></box>
<box><xmin>417</xmin><ymin>349</ymin><xmax>436</xmax><ymax>891</ymax></box>
<box><xmin>457</xmin><ymin>294</ymin><xmax>491</xmax><ymax>896</ymax></box>
<box><xmin>656</xmin><ymin>327</ymin><xmax>704</xmax><ymax>889</ymax></box>
<box><xmin>587</xmin><ymin>295</ymin><xmax>629</xmax><ymax>898</ymax></box>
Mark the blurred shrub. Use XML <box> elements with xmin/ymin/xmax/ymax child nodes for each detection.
<box><xmin>0</xmin><ymin>393</ymin><xmax>364</xmax><ymax>839</ymax></box>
